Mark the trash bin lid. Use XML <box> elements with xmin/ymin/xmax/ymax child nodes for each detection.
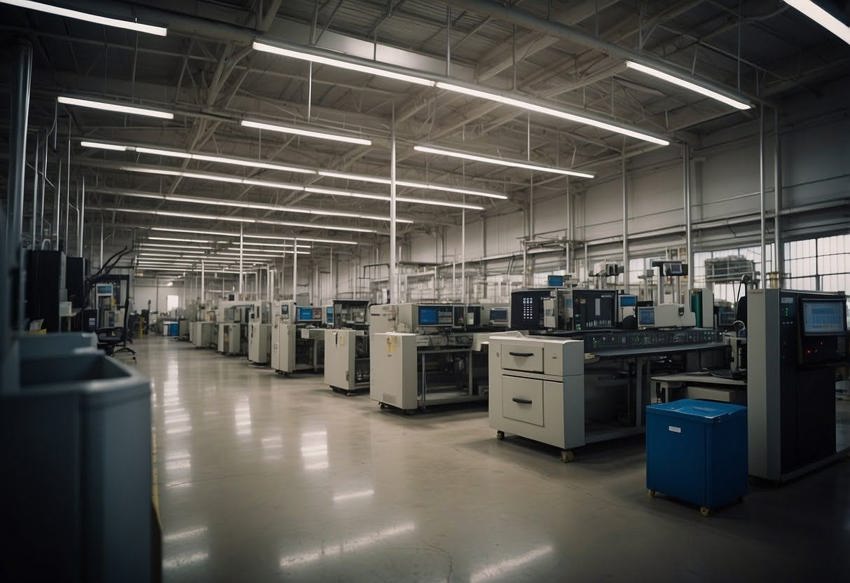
<box><xmin>647</xmin><ymin>399</ymin><xmax>745</xmax><ymax>423</ymax></box>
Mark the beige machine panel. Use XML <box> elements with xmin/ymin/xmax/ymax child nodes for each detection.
<box><xmin>501</xmin><ymin>375</ymin><xmax>544</xmax><ymax>426</ymax></box>
<box><xmin>500</xmin><ymin>344</ymin><xmax>544</xmax><ymax>373</ymax></box>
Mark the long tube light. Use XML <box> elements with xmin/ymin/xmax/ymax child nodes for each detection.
<box><xmin>81</xmin><ymin>140</ymin><xmax>315</xmax><ymax>174</ymax></box>
<box><xmin>150</xmin><ymin>227</ymin><xmax>359</xmax><ymax>245</ymax></box>
<box><xmin>783</xmin><ymin>1</ymin><xmax>850</xmax><ymax>45</ymax></box>
<box><xmin>624</xmin><ymin>62</ymin><xmax>751</xmax><ymax>110</ymax></box>
<box><xmin>252</xmin><ymin>41</ymin><xmax>435</xmax><ymax>87</ymax></box>
<box><xmin>149</xmin><ymin>237</ymin><xmax>212</xmax><ymax>243</ymax></box>
<box><xmin>241</xmin><ymin>120</ymin><xmax>372</xmax><ymax>146</ymax></box>
<box><xmin>92</xmin><ymin>187</ymin><xmax>414</xmax><ymax>224</ymax></box>
<box><xmin>414</xmin><ymin>145</ymin><xmax>595</xmax><ymax>178</ymax></box>
<box><xmin>317</xmin><ymin>170</ymin><xmax>507</xmax><ymax>200</ymax></box>
<box><xmin>82</xmin><ymin>139</ymin><xmax>504</xmax><ymax>201</ymax></box>
<box><xmin>58</xmin><ymin>96</ymin><xmax>173</xmax><ymax>119</ymax></box>
<box><xmin>2</xmin><ymin>0</ymin><xmax>167</xmax><ymax>36</ymax></box>
<box><xmin>255</xmin><ymin>42</ymin><xmax>667</xmax><ymax>146</ymax></box>
<box><xmin>139</xmin><ymin>243</ymin><xmax>212</xmax><ymax>250</ymax></box>
<box><xmin>435</xmin><ymin>81</ymin><xmax>669</xmax><ymax>146</ymax></box>
<box><xmin>121</xmin><ymin>165</ymin><xmax>482</xmax><ymax>210</ymax></box>
<box><xmin>89</xmin><ymin>206</ymin><xmax>376</xmax><ymax>234</ymax></box>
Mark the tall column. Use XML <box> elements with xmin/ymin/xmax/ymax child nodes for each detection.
<box><xmin>759</xmin><ymin>107</ymin><xmax>766</xmax><ymax>285</ymax></box>
<box><xmin>2</xmin><ymin>40</ymin><xmax>32</xmax><ymax>393</ymax></box>
<box><xmin>390</xmin><ymin>118</ymin><xmax>398</xmax><ymax>304</ymax></box>
<box><xmin>684</xmin><ymin>144</ymin><xmax>693</xmax><ymax>290</ymax></box>
<box><xmin>621</xmin><ymin>153</ymin><xmax>629</xmax><ymax>293</ymax></box>
<box><xmin>773</xmin><ymin>108</ymin><xmax>783</xmax><ymax>283</ymax></box>
<box><xmin>292</xmin><ymin>239</ymin><xmax>298</xmax><ymax>302</ymax></box>
<box><xmin>238</xmin><ymin>224</ymin><xmax>244</xmax><ymax>297</ymax></box>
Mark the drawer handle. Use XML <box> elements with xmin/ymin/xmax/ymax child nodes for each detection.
<box><xmin>512</xmin><ymin>397</ymin><xmax>533</xmax><ymax>405</ymax></box>
<box><xmin>509</xmin><ymin>351</ymin><xmax>534</xmax><ymax>357</ymax></box>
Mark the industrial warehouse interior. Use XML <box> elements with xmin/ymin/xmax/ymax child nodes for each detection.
<box><xmin>2</xmin><ymin>0</ymin><xmax>850</xmax><ymax>581</ymax></box>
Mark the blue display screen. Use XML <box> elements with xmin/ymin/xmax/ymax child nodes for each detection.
<box><xmin>547</xmin><ymin>275</ymin><xmax>565</xmax><ymax>287</ymax></box>
<box><xmin>638</xmin><ymin>307</ymin><xmax>655</xmax><ymax>326</ymax></box>
<box><xmin>619</xmin><ymin>295</ymin><xmax>637</xmax><ymax>307</ymax></box>
<box><xmin>297</xmin><ymin>307</ymin><xmax>315</xmax><ymax>321</ymax></box>
<box><xmin>802</xmin><ymin>300</ymin><xmax>845</xmax><ymax>335</ymax></box>
<box><xmin>326</xmin><ymin>307</ymin><xmax>334</xmax><ymax>322</ymax></box>
<box><xmin>418</xmin><ymin>306</ymin><xmax>439</xmax><ymax>326</ymax></box>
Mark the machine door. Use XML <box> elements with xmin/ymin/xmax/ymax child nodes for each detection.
<box><xmin>501</xmin><ymin>375</ymin><xmax>544</xmax><ymax>426</ymax></box>
<box><xmin>500</xmin><ymin>344</ymin><xmax>544</xmax><ymax>373</ymax></box>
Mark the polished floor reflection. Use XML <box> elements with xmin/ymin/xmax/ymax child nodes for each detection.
<box><xmin>136</xmin><ymin>337</ymin><xmax>850</xmax><ymax>582</ymax></box>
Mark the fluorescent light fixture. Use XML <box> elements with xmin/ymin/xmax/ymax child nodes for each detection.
<box><xmin>414</xmin><ymin>145</ymin><xmax>594</xmax><ymax>179</ymax></box>
<box><xmin>2</xmin><ymin>0</ymin><xmax>167</xmax><ymax>36</ymax></box>
<box><xmin>80</xmin><ymin>141</ymin><xmax>126</xmax><ymax>151</ymax></box>
<box><xmin>318</xmin><ymin>170</ymin><xmax>507</xmax><ymax>200</ymax></box>
<box><xmin>244</xmin><ymin>234</ymin><xmax>357</xmax><ymax>245</ymax></box>
<box><xmin>397</xmin><ymin>196</ymin><xmax>484</xmax><ymax>210</ymax></box>
<box><xmin>82</xmin><ymin>140</ymin><xmax>315</xmax><ymax>174</ymax></box>
<box><xmin>241</xmin><ymin>120</ymin><xmax>371</xmax><ymax>146</ymax></box>
<box><xmin>149</xmin><ymin>237</ymin><xmax>212</xmax><ymax>243</ymax></box>
<box><xmin>318</xmin><ymin>170</ymin><xmax>390</xmax><ymax>185</ymax></box>
<box><xmin>151</xmin><ymin>227</ymin><xmax>236</xmax><ymax>237</ymax></box>
<box><xmin>91</xmin><ymin>206</ymin><xmax>375</xmax><ymax>234</ymax></box>
<box><xmin>435</xmin><ymin>81</ymin><xmax>669</xmax><ymax>146</ymax></box>
<box><xmin>140</xmin><ymin>243</ymin><xmax>212</xmax><ymax>250</ymax></box>
<box><xmin>625</xmin><ymin>61</ymin><xmax>751</xmax><ymax>110</ymax></box>
<box><xmin>93</xmin><ymin>186</ymin><xmax>412</xmax><ymax>224</ymax></box>
<box><xmin>253</xmin><ymin>41</ymin><xmax>435</xmax><ymax>87</ymax></box>
<box><xmin>397</xmin><ymin>180</ymin><xmax>507</xmax><ymax>200</ymax></box>
<box><xmin>121</xmin><ymin>165</ymin><xmax>468</xmax><ymax>210</ymax></box>
<box><xmin>783</xmin><ymin>0</ymin><xmax>850</xmax><ymax>45</ymax></box>
<box><xmin>150</xmin><ymin>227</ymin><xmax>359</xmax><ymax>245</ymax></box>
<box><xmin>58</xmin><ymin>96</ymin><xmax>173</xmax><ymax>119</ymax></box>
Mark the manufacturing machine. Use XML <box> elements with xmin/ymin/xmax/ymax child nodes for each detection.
<box><xmin>218</xmin><ymin>304</ymin><xmax>250</xmax><ymax>355</ymax></box>
<box><xmin>247</xmin><ymin>302</ymin><xmax>272</xmax><ymax>364</ymax></box>
<box><xmin>271</xmin><ymin>302</ymin><xmax>325</xmax><ymax>374</ymax></box>
<box><xmin>748</xmin><ymin>289</ymin><xmax>849</xmax><ymax>481</ymax></box>
<box><xmin>324</xmin><ymin>300</ymin><xmax>371</xmax><ymax>394</ymax></box>
<box><xmin>370</xmin><ymin>303</ymin><xmax>505</xmax><ymax>412</ymax></box>
<box><xmin>690</xmin><ymin>288</ymin><xmax>715</xmax><ymax>328</ymax></box>
<box><xmin>637</xmin><ymin>304</ymin><xmax>697</xmax><ymax>329</ymax></box>
<box><xmin>510</xmin><ymin>288</ymin><xmax>618</xmax><ymax>331</ymax></box>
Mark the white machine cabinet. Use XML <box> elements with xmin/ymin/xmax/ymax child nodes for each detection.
<box><xmin>248</xmin><ymin>321</ymin><xmax>271</xmax><ymax>364</ymax></box>
<box><xmin>191</xmin><ymin>321</ymin><xmax>215</xmax><ymax>348</ymax></box>
<box><xmin>325</xmin><ymin>329</ymin><xmax>369</xmax><ymax>394</ymax></box>
<box><xmin>218</xmin><ymin>323</ymin><xmax>244</xmax><ymax>355</ymax></box>
<box><xmin>370</xmin><ymin>333</ymin><xmax>418</xmax><ymax>410</ymax></box>
<box><xmin>488</xmin><ymin>335</ymin><xmax>585</xmax><ymax>461</ymax></box>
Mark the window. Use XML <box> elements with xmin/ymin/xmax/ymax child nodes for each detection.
<box><xmin>784</xmin><ymin>233</ymin><xmax>850</xmax><ymax>293</ymax></box>
<box><xmin>166</xmin><ymin>294</ymin><xmax>179</xmax><ymax>311</ymax></box>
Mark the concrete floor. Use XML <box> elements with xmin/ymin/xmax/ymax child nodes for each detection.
<box><xmin>134</xmin><ymin>336</ymin><xmax>850</xmax><ymax>582</ymax></box>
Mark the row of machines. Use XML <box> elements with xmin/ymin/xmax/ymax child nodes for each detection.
<box><xmin>217</xmin><ymin>303</ymin><xmax>252</xmax><ymax>355</ymax></box>
<box><xmin>368</xmin><ymin>303</ymin><xmax>510</xmax><ymax>412</ymax></box>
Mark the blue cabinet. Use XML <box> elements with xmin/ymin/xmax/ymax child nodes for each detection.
<box><xmin>646</xmin><ymin>399</ymin><xmax>747</xmax><ymax>515</ymax></box>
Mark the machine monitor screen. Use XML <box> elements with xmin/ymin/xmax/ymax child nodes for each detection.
<box><xmin>96</xmin><ymin>283</ymin><xmax>113</xmax><ymax>296</ymax></box>
<box><xmin>802</xmin><ymin>299</ymin><xmax>846</xmax><ymax>335</ymax></box>
<box><xmin>326</xmin><ymin>306</ymin><xmax>334</xmax><ymax>324</ymax></box>
<box><xmin>619</xmin><ymin>295</ymin><xmax>637</xmax><ymax>308</ymax></box>
<box><xmin>489</xmin><ymin>308</ymin><xmax>508</xmax><ymax>322</ymax></box>
<box><xmin>281</xmin><ymin>304</ymin><xmax>289</xmax><ymax>315</ymax></box>
<box><xmin>418</xmin><ymin>306</ymin><xmax>440</xmax><ymax>326</ymax></box>
<box><xmin>547</xmin><ymin>275</ymin><xmax>565</xmax><ymax>287</ymax></box>
<box><xmin>664</xmin><ymin>262</ymin><xmax>684</xmax><ymax>276</ymax></box>
<box><xmin>296</xmin><ymin>306</ymin><xmax>316</xmax><ymax>322</ymax></box>
<box><xmin>638</xmin><ymin>307</ymin><xmax>655</xmax><ymax>326</ymax></box>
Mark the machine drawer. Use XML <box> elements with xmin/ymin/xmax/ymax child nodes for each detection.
<box><xmin>502</xmin><ymin>375</ymin><xmax>544</xmax><ymax>426</ymax></box>
<box><xmin>500</xmin><ymin>344</ymin><xmax>544</xmax><ymax>373</ymax></box>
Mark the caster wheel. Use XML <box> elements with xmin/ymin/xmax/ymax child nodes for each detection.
<box><xmin>496</xmin><ymin>431</ymin><xmax>505</xmax><ymax>441</ymax></box>
<box><xmin>560</xmin><ymin>450</ymin><xmax>575</xmax><ymax>463</ymax></box>
<box><xmin>699</xmin><ymin>506</ymin><xmax>711</xmax><ymax>517</ymax></box>
<box><xmin>648</xmin><ymin>489</ymin><xmax>656</xmax><ymax>498</ymax></box>
<box><xmin>379</xmin><ymin>403</ymin><xmax>387</xmax><ymax>409</ymax></box>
